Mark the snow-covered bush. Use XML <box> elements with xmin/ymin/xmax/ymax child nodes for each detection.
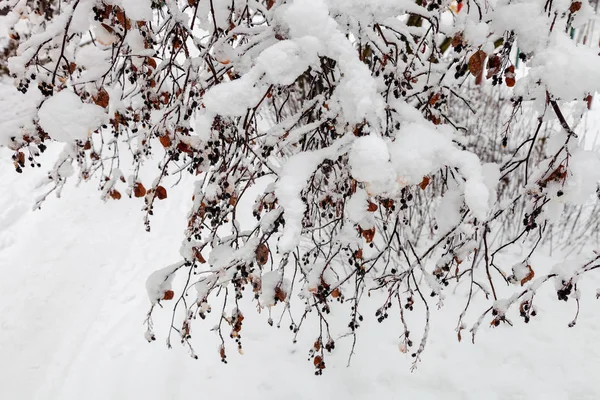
<box><xmin>2</xmin><ymin>0</ymin><xmax>600</xmax><ymax>372</ymax></box>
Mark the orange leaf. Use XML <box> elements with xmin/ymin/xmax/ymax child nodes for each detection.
<box><xmin>134</xmin><ymin>182</ymin><xmax>147</xmax><ymax>198</ymax></box>
<box><xmin>419</xmin><ymin>176</ymin><xmax>430</xmax><ymax>190</ymax></box>
<box><xmin>354</xmin><ymin>248</ymin><xmax>363</xmax><ymax>259</ymax></box>
<box><xmin>155</xmin><ymin>185</ymin><xmax>167</xmax><ymax>200</ymax></box>
<box><xmin>163</xmin><ymin>290</ymin><xmax>175</xmax><ymax>300</ymax></box>
<box><xmin>93</xmin><ymin>88</ymin><xmax>110</xmax><ymax>109</ymax></box>
<box><xmin>313</xmin><ymin>355</ymin><xmax>323</xmax><ymax>367</ymax></box>
<box><xmin>361</xmin><ymin>227</ymin><xmax>376</xmax><ymax>243</ymax></box>
<box><xmin>109</xmin><ymin>189</ymin><xmax>121</xmax><ymax>200</ymax></box>
<box><xmin>367</xmin><ymin>201</ymin><xmax>378</xmax><ymax>212</ymax></box>
<box><xmin>520</xmin><ymin>265</ymin><xmax>535</xmax><ymax>286</ymax></box>
<box><xmin>159</xmin><ymin>134</ymin><xmax>171</xmax><ymax>148</ymax></box>
<box><xmin>505</xmin><ymin>65</ymin><xmax>516</xmax><ymax>88</ymax></box>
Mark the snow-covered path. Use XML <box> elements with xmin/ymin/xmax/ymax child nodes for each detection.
<box><xmin>1</xmin><ymin>146</ymin><xmax>600</xmax><ymax>400</ymax></box>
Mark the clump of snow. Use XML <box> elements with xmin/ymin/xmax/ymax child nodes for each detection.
<box><xmin>520</xmin><ymin>34</ymin><xmax>600</xmax><ymax>100</ymax></box>
<box><xmin>490</xmin><ymin>1</ymin><xmax>549</xmax><ymax>54</ymax></box>
<box><xmin>74</xmin><ymin>45</ymin><xmax>111</xmax><ymax>83</ymax></box>
<box><xmin>145</xmin><ymin>262</ymin><xmax>182</xmax><ymax>304</ymax></box>
<box><xmin>37</xmin><ymin>89</ymin><xmax>107</xmax><ymax>143</ymax></box>
<box><xmin>203</xmin><ymin>70</ymin><xmax>264</xmax><ymax>116</ymax></box>
<box><xmin>259</xmin><ymin>270</ymin><xmax>290</xmax><ymax>307</ymax></box>
<box><xmin>390</xmin><ymin>122</ymin><xmax>490</xmax><ymax>219</ymax></box>
<box><xmin>276</xmin><ymin>137</ymin><xmax>351</xmax><ymax>253</ymax></box>
<box><xmin>120</xmin><ymin>0</ymin><xmax>154</xmax><ymax>21</ymax></box>
<box><xmin>0</xmin><ymin>81</ymin><xmax>41</xmax><ymax>147</ymax></box>
<box><xmin>256</xmin><ymin>38</ymin><xmax>321</xmax><ymax>86</ymax></box>
<box><xmin>348</xmin><ymin>134</ymin><xmax>396</xmax><ymax>196</ymax></box>
<box><xmin>561</xmin><ymin>149</ymin><xmax>600</xmax><ymax>205</ymax></box>
<box><xmin>435</xmin><ymin>189</ymin><xmax>463</xmax><ymax>235</ymax></box>
<box><xmin>481</xmin><ymin>163</ymin><xmax>501</xmax><ymax>207</ymax></box>
<box><xmin>280</xmin><ymin>0</ymin><xmax>385</xmax><ymax>125</ymax></box>
<box><xmin>346</xmin><ymin>188</ymin><xmax>375</xmax><ymax>229</ymax></box>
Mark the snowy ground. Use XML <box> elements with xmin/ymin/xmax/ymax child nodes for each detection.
<box><xmin>1</xmin><ymin>140</ymin><xmax>600</xmax><ymax>400</ymax></box>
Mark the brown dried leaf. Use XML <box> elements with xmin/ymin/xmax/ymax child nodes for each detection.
<box><xmin>133</xmin><ymin>182</ymin><xmax>147</xmax><ymax>198</ymax></box>
<box><xmin>367</xmin><ymin>201</ymin><xmax>378</xmax><ymax>212</ymax></box>
<box><xmin>570</xmin><ymin>1</ymin><xmax>582</xmax><ymax>13</ymax></box>
<box><xmin>255</xmin><ymin>243</ymin><xmax>269</xmax><ymax>265</ymax></box>
<box><xmin>486</xmin><ymin>55</ymin><xmax>502</xmax><ymax>79</ymax></box>
<box><xmin>93</xmin><ymin>88</ymin><xmax>110</xmax><ymax>108</ymax></box>
<box><xmin>505</xmin><ymin>65</ymin><xmax>516</xmax><ymax>88</ymax></box>
<box><xmin>451</xmin><ymin>32</ymin><xmax>463</xmax><ymax>48</ymax></box>
<box><xmin>520</xmin><ymin>265</ymin><xmax>535</xmax><ymax>286</ymax></box>
<box><xmin>354</xmin><ymin>248</ymin><xmax>363</xmax><ymax>259</ymax></box>
<box><xmin>155</xmin><ymin>185</ymin><xmax>167</xmax><ymax>200</ymax></box>
<box><xmin>109</xmin><ymin>189</ymin><xmax>122</xmax><ymax>200</ymax></box>
<box><xmin>163</xmin><ymin>290</ymin><xmax>175</xmax><ymax>300</ymax></box>
<box><xmin>361</xmin><ymin>227</ymin><xmax>376</xmax><ymax>243</ymax></box>
<box><xmin>313</xmin><ymin>355</ymin><xmax>323</xmax><ymax>368</ymax></box>
<box><xmin>160</xmin><ymin>92</ymin><xmax>170</xmax><ymax>104</ymax></box>
<box><xmin>274</xmin><ymin>286</ymin><xmax>287</xmax><ymax>302</ymax></box>
<box><xmin>468</xmin><ymin>50</ymin><xmax>486</xmax><ymax>77</ymax></box>
<box><xmin>159</xmin><ymin>134</ymin><xmax>171</xmax><ymax>148</ymax></box>
<box><xmin>419</xmin><ymin>176</ymin><xmax>430</xmax><ymax>190</ymax></box>
<box><xmin>193</xmin><ymin>247</ymin><xmax>207</xmax><ymax>264</ymax></box>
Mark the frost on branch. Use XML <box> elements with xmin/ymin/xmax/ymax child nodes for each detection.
<box><xmin>2</xmin><ymin>0</ymin><xmax>600</xmax><ymax>372</ymax></box>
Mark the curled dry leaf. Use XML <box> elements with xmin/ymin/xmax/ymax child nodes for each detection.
<box><xmin>354</xmin><ymin>248</ymin><xmax>363</xmax><ymax>259</ymax></box>
<box><xmin>146</xmin><ymin>57</ymin><xmax>157</xmax><ymax>70</ymax></box>
<box><xmin>468</xmin><ymin>50</ymin><xmax>486</xmax><ymax>77</ymax></box>
<box><xmin>361</xmin><ymin>227</ymin><xmax>376</xmax><ymax>243</ymax></box>
<box><xmin>486</xmin><ymin>55</ymin><xmax>502</xmax><ymax>79</ymax></box>
<box><xmin>313</xmin><ymin>355</ymin><xmax>324</xmax><ymax>368</ymax></box>
<box><xmin>419</xmin><ymin>176</ymin><xmax>430</xmax><ymax>190</ymax></box>
<box><xmin>367</xmin><ymin>201</ymin><xmax>378</xmax><ymax>212</ymax></box>
<box><xmin>134</xmin><ymin>182</ymin><xmax>147</xmax><ymax>198</ymax></box>
<box><xmin>155</xmin><ymin>185</ymin><xmax>167</xmax><ymax>200</ymax></box>
<box><xmin>255</xmin><ymin>243</ymin><xmax>269</xmax><ymax>265</ymax></box>
<box><xmin>109</xmin><ymin>189</ymin><xmax>121</xmax><ymax>200</ymax></box>
<box><xmin>274</xmin><ymin>286</ymin><xmax>287</xmax><ymax>302</ymax></box>
<box><xmin>93</xmin><ymin>88</ymin><xmax>110</xmax><ymax>108</ymax></box>
<box><xmin>163</xmin><ymin>290</ymin><xmax>175</xmax><ymax>300</ymax></box>
<box><xmin>520</xmin><ymin>265</ymin><xmax>535</xmax><ymax>286</ymax></box>
<box><xmin>159</xmin><ymin>134</ymin><xmax>171</xmax><ymax>148</ymax></box>
<box><xmin>505</xmin><ymin>65</ymin><xmax>516</xmax><ymax>87</ymax></box>
<box><xmin>570</xmin><ymin>1</ymin><xmax>582</xmax><ymax>13</ymax></box>
<box><xmin>429</xmin><ymin>93</ymin><xmax>441</xmax><ymax>105</ymax></box>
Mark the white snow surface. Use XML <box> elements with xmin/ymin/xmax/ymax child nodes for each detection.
<box><xmin>2</xmin><ymin>144</ymin><xmax>600</xmax><ymax>399</ymax></box>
